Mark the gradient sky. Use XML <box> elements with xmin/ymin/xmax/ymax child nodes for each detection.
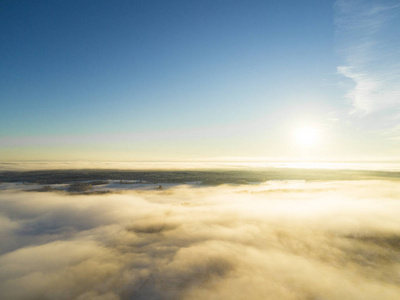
<box><xmin>1</xmin><ymin>0</ymin><xmax>400</xmax><ymax>162</ymax></box>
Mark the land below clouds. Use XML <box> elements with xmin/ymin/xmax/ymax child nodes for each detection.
<box><xmin>2</xmin><ymin>167</ymin><xmax>400</xmax><ymax>186</ymax></box>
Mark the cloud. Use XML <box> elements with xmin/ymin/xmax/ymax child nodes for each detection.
<box><xmin>337</xmin><ymin>65</ymin><xmax>400</xmax><ymax>114</ymax></box>
<box><xmin>0</xmin><ymin>160</ymin><xmax>266</xmax><ymax>172</ymax></box>
<box><xmin>335</xmin><ymin>0</ymin><xmax>400</xmax><ymax>116</ymax></box>
<box><xmin>1</xmin><ymin>181</ymin><xmax>400</xmax><ymax>299</ymax></box>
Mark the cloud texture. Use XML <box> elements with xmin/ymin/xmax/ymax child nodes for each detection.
<box><xmin>1</xmin><ymin>180</ymin><xmax>400</xmax><ymax>299</ymax></box>
<box><xmin>335</xmin><ymin>0</ymin><xmax>400</xmax><ymax>116</ymax></box>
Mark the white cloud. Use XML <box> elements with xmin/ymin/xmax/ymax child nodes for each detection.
<box><xmin>1</xmin><ymin>181</ymin><xmax>400</xmax><ymax>299</ymax></box>
<box><xmin>335</xmin><ymin>0</ymin><xmax>400</xmax><ymax>116</ymax></box>
<box><xmin>337</xmin><ymin>65</ymin><xmax>400</xmax><ymax>114</ymax></box>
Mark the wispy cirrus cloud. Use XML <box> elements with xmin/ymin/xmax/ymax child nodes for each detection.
<box><xmin>335</xmin><ymin>0</ymin><xmax>400</xmax><ymax>115</ymax></box>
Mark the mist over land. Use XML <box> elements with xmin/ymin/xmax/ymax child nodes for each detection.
<box><xmin>1</xmin><ymin>166</ymin><xmax>400</xmax><ymax>299</ymax></box>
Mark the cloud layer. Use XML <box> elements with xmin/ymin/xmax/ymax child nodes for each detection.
<box><xmin>1</xmin><ymin>181</ymin><xmax>400</xmax><ymax>299</ymax></box>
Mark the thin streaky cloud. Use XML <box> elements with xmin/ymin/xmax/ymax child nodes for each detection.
<box><xmin>335</xmin><ymin>0</ymin><xmax>400</xmax><ymax>116</ymax></box>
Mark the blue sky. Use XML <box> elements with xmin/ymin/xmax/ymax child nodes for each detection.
<box><xmin>1</xmin><ymin>0</ymin><xmax>400</xmax><ymax>161</ymax></box>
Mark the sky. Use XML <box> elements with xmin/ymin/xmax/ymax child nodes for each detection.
<box><xmin>1</xmin><ymin>0</ymin><xmax>400</xmax><ymax>162</ymax></box>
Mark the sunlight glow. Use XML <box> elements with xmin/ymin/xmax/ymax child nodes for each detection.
<box><xmin>294</xmin><ymin>127</ymin><xmax>321</xmax><ymax>148</ymax></box>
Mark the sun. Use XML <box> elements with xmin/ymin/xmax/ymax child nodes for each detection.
<box><xmin>294</xmin><ymin>126</ymin><xmax>321</xmax><ymax>148</ymax></box>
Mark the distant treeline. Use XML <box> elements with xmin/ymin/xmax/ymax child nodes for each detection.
<box><xmin>1</xmin><ymin>168</ymin><xmax>400</xmax><ymax>185</ymax></box>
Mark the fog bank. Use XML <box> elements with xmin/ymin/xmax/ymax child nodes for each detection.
<box><xmin>1</xmin><ymin>180</ymin><xmax>400</xmax><ymax>299</ymax></box>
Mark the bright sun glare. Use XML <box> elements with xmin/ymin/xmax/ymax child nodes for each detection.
<box><xmin>294</xmin><ymin>127</ymin><xmax>321</xmax><ymax>148</ymax></box>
